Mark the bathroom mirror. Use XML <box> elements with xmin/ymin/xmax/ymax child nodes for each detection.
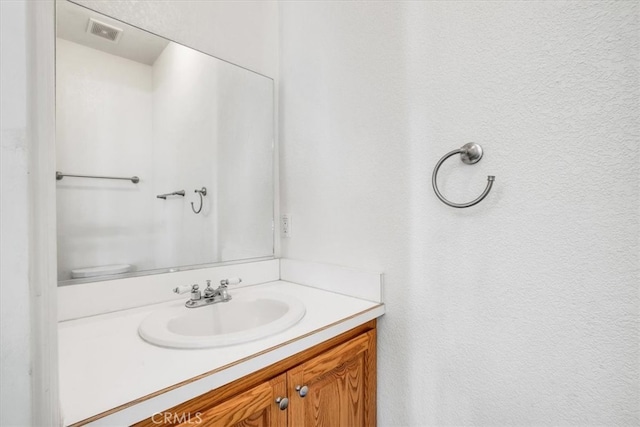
<box><xmin>55</xmin><ymin>0</ymin><xmax>274</xmax><ymax>284</ymax></box>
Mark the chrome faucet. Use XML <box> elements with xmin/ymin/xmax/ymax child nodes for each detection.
<box><xmin>173</xmin><ymin>278</ymin><xmax>242</xmax><ymax>308</ymax></box>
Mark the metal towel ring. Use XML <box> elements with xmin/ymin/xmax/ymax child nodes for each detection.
<box><xmin>191</xmin><ymin>187</ymin><xmax>207</xmax><ymax>214</ymax></box>
<box><xmin>432</xmin><ymin>143</ymin><xmax>495</xmax><ymax>208</ymax></box>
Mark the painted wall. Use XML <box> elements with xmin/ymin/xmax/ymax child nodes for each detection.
<box><xmin>280</xmin><ymin>1</ymin><xmax>639</xmax><ymax>425</ymax></box>
<box><xmin>0</xmin><ymin>2</ymin><xmax>33</xmax><ymax>424</ymax></box>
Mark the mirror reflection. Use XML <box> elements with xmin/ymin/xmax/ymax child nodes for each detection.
<box><xmin>56</xmin><ymin>1</ymin><xmax>274</xmax><ymax>284</ymax></box>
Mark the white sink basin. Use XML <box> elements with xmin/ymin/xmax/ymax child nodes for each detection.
<box><xmin>138</xmin><ymin>291</ymin><xmax>306</xmax><ymax>349</ymax></box>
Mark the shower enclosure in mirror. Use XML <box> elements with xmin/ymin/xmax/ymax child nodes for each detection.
<box><xmin>56</xmin><ymin>0</ymin><xmax>274</xmax><ymax>284</ymax></box>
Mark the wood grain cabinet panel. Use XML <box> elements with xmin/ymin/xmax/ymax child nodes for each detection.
<box><xmin>179</xmin><ymin>374</ymin><xmax>287</xmax><ymax>427</ymax></box>
<box><xmin>288</xmin><ymin>331</ymin><xmax>376</xmax><ymax>427</ymax></box>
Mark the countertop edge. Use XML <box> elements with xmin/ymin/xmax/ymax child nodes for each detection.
<box><xmin>77</xmin><ymin>303</ymin><xmax>385</xmax><ymax>426</ymax></box>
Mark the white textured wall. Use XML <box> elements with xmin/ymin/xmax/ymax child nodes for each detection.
<box><xmin>280</xmin><ymin>1</ymin><xmax>639</xmax><ymax>425</ymax></box>
<box><xmin>0</xmin><ymin>2</ymin><xmax>33</xmax><ymax>424</ymax></box>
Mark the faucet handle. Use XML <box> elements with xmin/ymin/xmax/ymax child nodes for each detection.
<box><xmin>220</xmin><ymin>277</ymin><xmax>242</xmax><ymax>287</ymax></box>
<box><xmin>190</xmin><ymin>284</ymin><xmax>201</xmax><ymax>301</ymax></box>
<box><xmin>173</xmin><ymin>285</ymin><xmax>192</xmax><ymax>294</ymax></box>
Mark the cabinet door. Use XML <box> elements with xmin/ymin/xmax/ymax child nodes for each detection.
<box><xmin>175</xmin><ymin>374</ymin><xmax>287</xmax><ymax>427</ymax></box>
<box><xmin>287</xmin><ymin>330</ymin><xmax>376</xmax><ymax>427</ymax></box>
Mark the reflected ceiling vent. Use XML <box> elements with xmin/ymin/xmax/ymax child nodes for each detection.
<box><xmin>86</xmin><ymin>18</ymin><xmax>123</xmax><ymax>43</ymax></box>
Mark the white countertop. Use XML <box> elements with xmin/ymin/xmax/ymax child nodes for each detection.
<box><xmin>58</xmin><ymin>280</ymin><xmax>384</xmax><ymax>426</ymax></box>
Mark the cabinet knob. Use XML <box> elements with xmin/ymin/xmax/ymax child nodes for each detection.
<box><xmin>275</xmin><ymin>396</ymin><xmax>289</xmax><ymax>410</ymax></box>
<box><xmin>295</xmin><ymin>385</ymin><xmax>309</xmax><ymax>398</ymax></box>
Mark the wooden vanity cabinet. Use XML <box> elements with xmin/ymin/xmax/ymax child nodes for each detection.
<box><xmin>134</xmin><ymin>320</ymin><xmax>376</xmax><ymax>427</ymax></box>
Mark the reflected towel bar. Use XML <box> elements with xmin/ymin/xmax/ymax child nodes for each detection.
<box><xmin>56</xmin><ymin>171</ymin><xmax>140</xmax><ymax>184</ymax></box>
<box><xmin>157</xmin><ymin>190</ymin><xmax>185</xmax><ymax>199</ymax></box>
<box><xmin>432</xmin><ymin>143</ymin><xmax>495</xmax><ymax>208</ymax></box>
